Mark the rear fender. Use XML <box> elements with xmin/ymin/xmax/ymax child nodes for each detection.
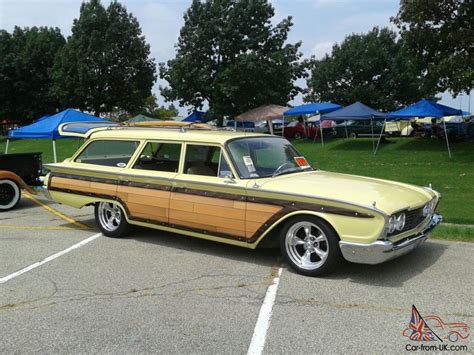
<box><xmin>0</xmin><ymin>170</ymin><xmax>37</xmax><ymax>195</ymax></box>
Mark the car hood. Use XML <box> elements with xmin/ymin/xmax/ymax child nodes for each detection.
<box><xmin>254</xmin><ymin>170</ymin><xmax>436</xmax><ymax>215</ymax></box>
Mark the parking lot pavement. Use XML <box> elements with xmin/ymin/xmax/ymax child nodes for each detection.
<box><xmin>265</xmin><ymin>240</ymin><xmax>474</xmax><ymax>353</ymax></box>
<box><xmin>1</xmin><ymin>196</ymin><xmax>473</xmax><ymax>353</ymax></box>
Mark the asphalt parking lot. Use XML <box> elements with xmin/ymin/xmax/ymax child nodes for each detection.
<box><xmin>1</xmin><ymin>194</ymin><xmax>472</xmax><ymax>354</ymax></box>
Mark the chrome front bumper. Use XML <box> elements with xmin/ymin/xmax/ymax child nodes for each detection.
<box><xmin>339</xmin><ymin>213</ymin><xmax>443</xmax><ymax>265</ymax></box>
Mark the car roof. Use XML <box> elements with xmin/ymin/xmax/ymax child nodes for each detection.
<box><xmin>89</xmin><ymin>127</ymin><xmax>272</xmax><ymax>145</ymax></box>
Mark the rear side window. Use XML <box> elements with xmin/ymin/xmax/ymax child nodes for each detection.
<box><xmin>75</xmin><ymin>140</ymin><xmax>139</xmax><ymax>167</ymax></box>
<box><xmin>133</xmin><ymin>142</ymin><xmax>182</xmax><ymax>172</ymax></box>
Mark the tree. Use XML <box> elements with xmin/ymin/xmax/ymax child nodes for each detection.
<box><xmin>136</xmin><ymin>94</ymin><xmax>179</xmax><ymax>119</ymax></box>
<box><xmin>305</xmin><ymin>27</ymin><xmax>436</xmax><ymax>111</ymax></box>
<box><xmin>159</xmin><ymin>0</ymin><xmax>305</xmax><ymax>125</ymax></box>
<box><xmin>52</xmin><ymin>0</ymin><xmax>156</xmax><ymax>116</ymax></box>
<box><xmin>0</xmin><ymin>26</ymin><xmax>65</xmax><ymax>122</ymax></box>
<box><xmin>392</xmin><ymin>0</ymin><xmax>473</xmax><ymax>95</ymax></box>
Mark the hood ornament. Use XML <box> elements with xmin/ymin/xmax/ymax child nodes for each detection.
<box><xmin>372</xmin><ymin>201</ymin><xmax>377</xmax><ymax>208</ymax></box>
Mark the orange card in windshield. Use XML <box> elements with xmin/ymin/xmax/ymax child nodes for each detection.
<box><xmin>294</xmin><ymin>156</ymin><xmax>310</xmax><ymax>169</ymax></box>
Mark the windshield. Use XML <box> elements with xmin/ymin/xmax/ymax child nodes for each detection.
<box><xmin>227</xmin><ymin>137</ymin><xmax>313</xmax><ymax>179</ymax></box>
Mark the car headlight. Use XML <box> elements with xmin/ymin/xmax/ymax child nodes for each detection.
<box><xmin>388</xmin><ymin>215</ymin><xmax>397</xmax><ymax>234</ymax></box>
<box><xmin>395</xmin><ymin>213</ymin><xmax>406</xmax><ymax>231</ymax></box>
<box><xmin>423</xmin><ymin>199</ymin><xmax>436</xmax><ymax>217</ymax></box>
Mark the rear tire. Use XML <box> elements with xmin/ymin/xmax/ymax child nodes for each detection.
<box><xmin>294</xmin><ymin>132</ymin><xmax>302</xmax><ymax>140</ymax></box>
<box><xmin>0</xmin><ymin>179</ymin><xmax>21</xmax><ymax>211</ymax></box>
<box><xmin>95</xmin><ymin>201</ymin><xmax>131</xmax><ymax>237</ymax></box>
<box><xmin>349</xmin><ymin>132</ymin><xmax>357</xmax><ymax>139</ymax></box>
<box><xmin>280</xmin><ymin>216</ymin><xmax>342</xmax><ymax>277</ymax></box>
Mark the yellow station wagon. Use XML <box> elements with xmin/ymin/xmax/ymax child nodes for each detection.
<box><xmin>43</xmin><ymin>122</ymin><xmax>442</xmax><ymax>276</ymax></box>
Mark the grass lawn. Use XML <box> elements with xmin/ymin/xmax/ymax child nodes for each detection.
<box><xmin>1</xmin><ymin>135</ymin><xmax>473</xmax><ymax>241</ymax></box>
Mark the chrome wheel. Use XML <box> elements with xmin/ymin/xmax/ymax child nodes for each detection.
<box><xmin>285</xmin><ymin>221</ymin><xmax>329</xmax><ymax>270</ymax></box>
<box><xmin>97</xmin><ymin>202</ymin><xmax>122</xmax><ymax>232</ymax></box>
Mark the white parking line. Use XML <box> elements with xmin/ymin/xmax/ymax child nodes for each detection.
<box><xmin>0</xmin><ymin>233</ymin><xmax>101</xmax><ymax>285</ymax></box>
<box><xmin>247</xmin><ymin>267</ymin><xmax>283</xmax><ymax>355</ymax></box>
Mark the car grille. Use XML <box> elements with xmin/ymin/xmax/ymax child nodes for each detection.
<box><xmin>402</xmin><ymin>207</ymin><xmax>425</xmax><ymax>232</ymax></box>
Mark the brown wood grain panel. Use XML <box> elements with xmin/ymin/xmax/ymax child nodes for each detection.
<box><xmin>216</xmin><ymin>226</ymin><xmax>244</xmax><ymax>237</ymax></box>
<box><xmin>246</xmin><ymin>221</ymin><xmax>263</xmax><ymax>234</ymax></box>
<box><xmin>127</xmin><ymin>193</ymin><xmax>169</xmax><ymax>208</ymax></box>
<box><xmin>193</xmin><ymin>203</ymin><xmax>245</xmax><ymax>220</ymax></box>
<box><xmin>233</xmin><ymin>201</ymin><xmax>247</xmax><ymax>210</ymax></box>
<box><xmin>169</xmin><ymin>209</ymin><xmax>245</xmax><ymax>232</ymax></box>
<box><xmin>170</xmin><ymin>199</ymin><xmax>194</xmax><ymax>212</ymax></box>
<box><xmin>128</xmin><ymin>202</ymin><xmax>168</xmax><ymax>218</ymax></box>
<box><xmin>246</xmin><ymin>210</ymin><xmax>279</xmax><ymax>223</ymax></box>
<box><xmin>171</xmin><ymin>192</ymin><xmax>235</xmax><ymax>208</ymax></box>
<box><xmin>169</xmin><ymin>218</ymin><xmax>218</xmax><ymax>233</ymax></box>
<box><xmin>52</xmin><ymin>177</ymin><xmax>90</xmax><ymax>188</ymax></box>
<box><xmin>133</xmin><ymin>212</ymin><xmax>167</xmax><ymax>223</ymax></box>
<box><xmin>90</xmin><ymin>182</ymin><xmax>117</xmax><ymax>193</ymax></box>
<box><xmin>118</xmin><ymin>185</ymin><xmax>170</xmax><ymax>199</ymax></box>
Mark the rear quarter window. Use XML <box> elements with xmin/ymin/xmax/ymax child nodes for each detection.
<box><xmin>75</xmin><ymin>140</ymin><xmax>139</xmax><ymax>167</ymax></box>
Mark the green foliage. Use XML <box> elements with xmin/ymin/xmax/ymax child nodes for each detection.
<box><xmin>392</xmin><ymin>0</ymin><xmax>473</xmax><ymax>95</ymax></box>
<box><xmin>159</xmin><ymin>0</ymin><xmax>305</xmax><ymax>125</ymax></box>
<box><xmin>52</xmin><ymin>0</ymin><xmax>156</xmax><ymax>116</ymax></box>
<box><xmin>306</xmin><ymin>27</ymin><xmax>437</xmax><ymax>111</ymax></box>
<box><xmin>139</xmin><ymin>95</ymin><xmax>179</xmax><ymax>119</ymax></box>
<box><xmin>0</xmin><ymin>26</ymin><xmax>65</xmax><ymax>122</ymax></box>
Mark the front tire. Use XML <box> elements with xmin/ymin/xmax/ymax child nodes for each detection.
<box><xmin>280</xmin><ymin>216</ymin><xmax>341</xmax><ymax>276</ymax></box>
<box><xmin>95</xmin><ymin>201</ymin><xmax>131</xmax><ymax>237</ymax></box>
<box><xmin>0</xmin><ymin>179</ymin><xmax>21</xmax><ymax>211</ymax></box>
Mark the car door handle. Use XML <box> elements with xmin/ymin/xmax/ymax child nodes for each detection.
<box><xmin>116</xmin><ymin>162</ymin><xmax>126</xmax><ymax>168</ymax></box>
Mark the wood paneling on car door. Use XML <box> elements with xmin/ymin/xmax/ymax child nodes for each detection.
<box><xmin>169</xmin><ymin>192</ymin><xmax>247</xmax><ymax>237</ymax></box>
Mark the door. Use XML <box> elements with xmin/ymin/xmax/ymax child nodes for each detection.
<box><xmin>116</xmin><ymin>141</ymin><xmax>182</xmax><ymax>224</ymax></box>
<box><xmin>170</xmin><ymin>143</ymin><xmax>248</xmax><ymax>240</ymax></box>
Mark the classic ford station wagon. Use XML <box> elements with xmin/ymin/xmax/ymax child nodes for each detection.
<box><xmin>44</xmin><ymin>122</ymin><xmax>442</xmax><ymax>276</ymax></box>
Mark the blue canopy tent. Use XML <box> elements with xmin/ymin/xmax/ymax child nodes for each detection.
<box><xmin>182</xmin><ymin>111</ymin><xmax>211</xmax><ymax>123</ymax></box>
<box><xmin>388</xmin><ymin>99</ymin><xmax>463</xmax><ymax>158</ymax></box>
<box><xmin>6</xmin><ymin>108</ymin><xmax>108</xmax><ymax>162</ymax></box>
<box><xmin>283</xmin><ymin>102</ymin><xmax>341</xmax><ymax>144</ymax></box>
<box><xmin>322</xmin><ymin>101</ymin><xmax>388</xmax><ymax>154</ymax></box>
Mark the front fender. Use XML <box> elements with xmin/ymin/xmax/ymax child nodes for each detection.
<box><xmin>253</xmin><ymin>209</ymin><xmax>386</xmax><ymax>247</ymax></box>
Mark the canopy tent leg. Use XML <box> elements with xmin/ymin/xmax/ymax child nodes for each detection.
<box><xmin>443</xmin><ymin>119</ymin><xmax>452</xmax><ymax>159</ymax></box>
<box><xmin>267</xmin><ymin>120</ymin><xmax>274</xmax><ymax>135</ymax></box>
<box><xmin>370</xmin><ymin>117</ymin><xmax>375</xmax><ymax>154</ymax></box>
<box><xmin>234</xmin><ymin>120</ymin><xmax>237</xmax><ymax>131</ymax></box>
<box><xmin>344</xmin><ymin>120</ymin><xmax>348</xmax><ymax>139</ymax></box>
<box><xmin>374</xmin><ymin>119</ymin><xmax>387</xmax><ymax>156</ymax></box>
<box><xmin>320</xmin><ymin>125</ymin><xmax>324</xmax><ymax>145</ymax></box>
<box><xmin>282</xmin><ymin>116</ymin><xmax>285</xmax><ymax>137</ymax></box>
<box><xmin>4</xmin><ymin>139</ymin><xmax>9</xmax><ymax>154</ymax></box>
<box><xmin>52</xmin><ymin>139</ymin><xmax>57</xmax><ymax>163</ymax></box>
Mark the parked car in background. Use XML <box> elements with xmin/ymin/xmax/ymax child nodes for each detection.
<box><xmin>283</xmin><ymin>121</ymin><xmax>318</xmax><ymax>139</ymax></box>
<box><xmin>44</xmin><ymin>121</ymin><xmax>442</xmax><ymax>277</ymax></box>
<box><xmin>333</xmin><ymin>120</ymin><xmax>384</xmax><ymax>138</ymax></box>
